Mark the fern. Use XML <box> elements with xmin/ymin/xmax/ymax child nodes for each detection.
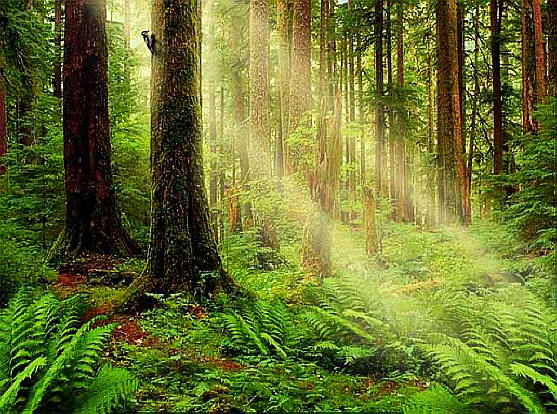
<box><xmin>426</xmin><ymin>286</ymin><xmax>557</xmax><ymax>412</ymax></box>
<box><xmin>0</xmin><ymin>290</ymin><xmax>138</xmax><ymax>414</ymax></box>
<box><xmin>403</xmin><ymin>385</ymin><xmax>469</xmax><ymax>413</ymax></box>
<box><xmin>219</xmin><ymin>298</ymin><xmax>298</xmax><ymax>359</ymax></box>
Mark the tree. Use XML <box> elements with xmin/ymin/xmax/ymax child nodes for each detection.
<box><xmin>249</xmin><ymin>0</ymin><xmax>270</xmax><ymax>155</ymax></box>
<box><xmin>289</xmin><ymin>0</ymin><xmax>312</xmax><ymax>130</ymax></box>
<box><xmin>0</xmin><ymin>48</ymin><xmax>6</xmax><ymax>174</ymax></box>
<box><xmin>491</xmin><ymin>0</ymin><xmax>503</xmax><ymax>175</ymax></box>
<box><xmin>549</xmin><ymin>0</ymin><xmax>557</xmax><ymax>96</ymax></box>
<box><xmin>63</xmin><ymin>0</ymin><xmax>136</xmax><ymax>256</ymax></box>
<box><xmin>53</xmin><ymin>0</ymin><xmax>62</xmax><ymax>99</ymax></box>
<box><xmin>375</xmin><ymin>0</ymin><xmax>387</xmax><ymax>197</ymax></box>
<box><xmin>276</xmin><ymin>0</ymin><xmax>289</xmax><ymax>183</ymax></box>
<box><xmin>147</xmin><ymin>0</ymin><xmax>229</xmax><ymax>295</ymax></box>
<box><xmin>435</xmin><ymin>0</ymin><xmax>465</xmax><ymax>223</ymax></box>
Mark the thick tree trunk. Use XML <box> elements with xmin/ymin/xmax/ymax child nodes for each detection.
<box><xmin>491</xmin><ymin>0</ymin><xmax>503</xmax><ymax>175</ymax></box>
<box><xmin>54</xmin><ymin>0</ymin><xmax>62</xmax><ymax>99</ymax></box>
<box><xmin>146</xmin><ymin>0</ymin><xmax>227</xmax><ymax>295</ymax></box>
<box><xmin>63</xmin><ymin>0</ymin><xmax>136</xmax><ymax>256</ymax></box>
<box><xmin>548</xmin><ymin>0</ymin><xmax>557</xmax><ymax>96</ymax></box>
<box><xmin>436</xmin><ymin>0</ymin><xmax>465</xmax><ymax>223</ymax></box>
<box><xmin>290</xmin><ymin>0</ymin><xmax>312</xmax><ymax>130</ymax></box>
<box><xmin>375</xmin><ymin>0</ymin><xmax>387</xmax><ymax>197</ymax></box>
<box><xmin>249</xmin><ymin>0</ymin><xmax>270</xmax><ymax>154</ymax></box>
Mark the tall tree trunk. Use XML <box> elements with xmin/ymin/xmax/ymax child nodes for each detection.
<box><xmin>250</xmin><ymin>0</ymin><xmax>270</xmax><ymax>154</ymax></box>
<box><xmin>54</xmin><ymin>0</ymin><xmax>62</xmax><ymax>99</ymax></box>
<box><xmin>18</xmin><ymin>0</ymin><xmax>34</xmax><ymax>146</ymax></box>
<box><xmin>436</xmin><ymin>0</ymin><xmax>464</xmax><ymax>223</ymax></box>
<box><xmin>521</xmin><ymin>0</ymin><xmax>537</xmax><ymax>133</ymax></box>
<box><xmin>457</xmin><ymin>1</ymin><xmax>470</xmax><ymax>224</ymax></box>
<box><xmin>347</xmin><ymin>0</ymin><xmax>356</xmax><ymax>220</ymax></box>
<box><xmin>63</xmin><ymin>0</ymin><xmax>135</xmax><ymax>256</ymax></box>
<box><xmin>363</xmin><ymin>186</ymin><xmax>377</xmax><ymax>256</ymax></box>
<box><xmin>357</xmin><ymin>34</ymin><xmax>365</xmax><ymax>187</ymax></box>
<box><xmin>548</xmin><ymin>0</ymin><xmax>557</xmax><ymax>96</ymax></box>
<box><xmin>208</xmin><ymin>0</ymin><xmax>218</xmax><ymax>241</ymax></box>
<box><xmin>289</xmin><ymin>0</ymin><xmax>312</xmax><ymax>130</ymax></box>
<box><xmin>277</xmin><ymin>0</ymin><xmax>289</xmax><ymax>184</ymax></box>
<box><xmin>320</xmin><ymin>0</ymin><xmax>329</xmax><ymax>96</ymax></box>
<box><xmin>491</xmin><ymin>0</ymin><xmax>503</xmax><ymax>175</ymax></box>
<box><xmin>395</xmin><ymin>2</ymin><xmax>407</xmax><ymax>222</ymax></box>
<box><xmin>147</xmin><ymin>0</ymin><xmax>227</xmax><ymax>295</ymax></box>
<box><xmin>532</xmin><ymin>0</ymin><xmax>546</xmax><ymax>101</ymax></box>
<box><xmin>375</xmin><ymin>0</ymin><xmax>387</xmax><ymax>197</ymax></box>
<box><xmin>0</xmin><ymin>66</ymin><xmax>6</xmax><ymax>175</ymax></box>
<box><xmin>124</xmin><ymin>0</ymin><xmax>131</xmax><ymax>49</ymax></box>
<box><xmin>387</xmin><ymin>1</ymin><xmax>396</xmax><ymax>219</ymax></box>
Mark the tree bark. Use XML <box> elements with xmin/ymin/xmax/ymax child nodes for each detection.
<box><xmin>289</xmin><ymin>0</ymin><xmax>312</xmax><ymax>130</ymax></box>
<box><xmin>54</xmin><ymin>0</ymin><xmax>62</xmax><ymax>99</ymax></box>
<box><xmin>363</xmin><ymin>186</ymin><xmax>377</xmax><ymax>256</ymax></box>
<box><xmin>521</xmin><ymin>0</ymin><xmax>537</xmax><ymax>133</ymax></box>
<box><xmin>357</xmin><ymin>34</ymin><xmax>365</xmax><ymax>187</ymax></box>
<box><xmin>0</xmin><ymin>69</ymin><xmax>6</xmax><ymax>175</ymax></box>
<box><xmin>532</xmin><ymin>0</ymin><xmax>546</xmax><ymax>101</ymax></box>
<box><xmin>146</xmin><ymin>0</ymin><xmax>227</xmax><ymax>295</ymax></box>
<box><xmin>249</xmin><ymin>0</ymin><xmax>270</xmax><ymax>154</ymax></box>
<box><xmin>375</xmin><ymin>0</ymin><xmax>387</xmax><ymax>197</ymax></box>
<box><xmin>63</xmin><ymin>0</ymin><xmax>136</xmax><ymax>256</ymax></box>
<box><xmin>395</xmin><ymin>3</ymin><xmax>407</xmax><ymax>222</ymax></box>
<box><xmin>491</xmin><ymin>0</ymin><xmax>503</xmax><ymax>176</ymax></box>
<box><xmin>124</xmin><ymin>0</ymin><xmax>131</xmax><ymax>49</ymax></box>
<box><xmin>548</xmin><ymin>0</ymin><xmax>557</xmax><ymax>96</ymax></box>
<box><xmin>436</xmin><ymin>0</ymin><xmax>465</xmax><ymax>223</ymax></box>
<box><xmin>277</xmin><ymin>0</ymin><xmax>289</xmax><ymax>183</ymax></box>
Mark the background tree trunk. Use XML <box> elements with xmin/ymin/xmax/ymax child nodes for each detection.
<box><xmin>491</xmin><ymin>0</ymin><xmax>503</xmax><ymax>175</ymax></box>
<box><xmin>249</xmin><ymin>0</ymin><xmax>270</xmax><ymax>155</ymax></box>
<box><xmin>124</xmin><ymin>0</ymin><xmax>131</xmax><ymax>49</ymax></box>
<box><xmin>548</xmin><ymin>0</ymin><xmax>557</xmax><ymax>96</ymax></box>
<box><xmin>375</xmin><ymin>0</ymin><xmax>387</xmax><ymax>197</ymax></box>
<box><xmin>54</xmin><ymin>0</ymin><xmax>62</xmax><ymax>99</ymax></box>
<box><xmin>521</xmin><ymin>0</ymin><xmax>537</xmax><ymax>133</ymax></box>
<box><xmin>289</xmin><ymin>0</ymin><xmax>312</xmax><ymax>130</ymax></box>
<box><xmin>63</xmin><ymin>0</ymin><xmax>136</xmax><ymax>256</ymax></box>
<box><xmin>276</xmin><ymin>0</ymin><xmax>289</xmax><ymax>183</ymax></box>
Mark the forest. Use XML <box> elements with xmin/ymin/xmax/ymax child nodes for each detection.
<box><xmin>0</xmin><ymin>0</ymin><xmax>555</xmax><ymax>411</ymax></box>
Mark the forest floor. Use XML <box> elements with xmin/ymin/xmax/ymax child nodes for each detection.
<box><xmin>59</xmin><ymin>208</ymin><xmax>553</xmax><ymax>412</ymax></box>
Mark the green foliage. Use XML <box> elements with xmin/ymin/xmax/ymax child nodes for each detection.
<box><xmin>499</xmin><ymin>98</ymin><xmax>557</xmax><ymax>265</ymax></box>
<box><xmin>218</xmin><ymin>298</ymin><xmax>298</xmax><ymax>359</ymax></box>
<box><xmin>426</xmin><ymin>286</ymin><xmax>557</xmax><ymax>412</ymax></box>
<box><xmin>403</xmin><ymin>385</ymin><xmax>470</xmax><ymax>413</ymax></box>
<box><xmin>0</xmin><ymin>290</ymin><xmax>138</xmax><ymax>413</ymax></box>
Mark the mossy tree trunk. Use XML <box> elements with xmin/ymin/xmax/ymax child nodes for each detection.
<box><xmin>147</xmin><ymin>0</ymin><xmax>228</xmax><ymax>295</ymax></box>
<box><xmin>63</xmin><ymin>0</ymin><xmax>136</xmax><ymax>256</ymax></box>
